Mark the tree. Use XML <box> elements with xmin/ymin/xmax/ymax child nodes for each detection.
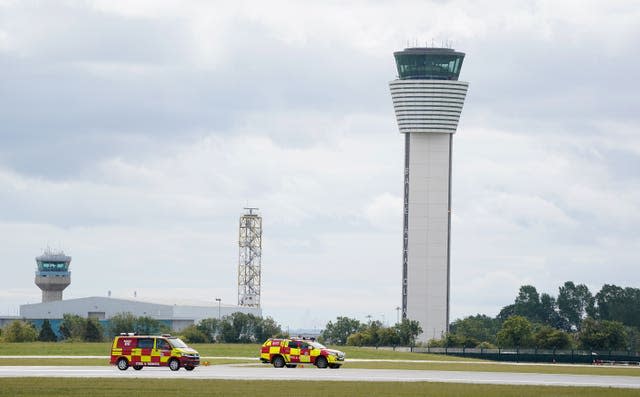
<box><xmin>196</xmin><ymin>318</ymin><xmax>220</xmax><ymax>343</ymax></box>
<box><xmin>533</xmin><ymin>325</ymin><xmax>572</xmax><ymax>350</ymax></box>
<box><xmin>557</xmin><ymin>281</ymin><xmax>594</xmax><ymax>330</ymax></box>
<box><xmin>346</xmin><ymin>322</ymin><xmax>403</xmax><ymax>347</ymax></box>
<box><xmin>594</xmin><ymin>284</ymin><xmax>625</xmax><ymax>321</ymax></box>
<box><xmin>539</xmin><ymin>293</ymin><xmax>566</xmax><ymax>329</ymax></box>
<box><xmin>108</xmin><ymin>313</ymin><xmax>169</xmax><ymax>337</ymax></box>
<box><xmin>134</xmin><ymin>316</ymin><xmax>169</xmax><ymax>335</ymax></box>
<box><xmin>321</xmin><ymin>317</ymin><xmax>364</xmax><ymax>345</ymax></box>
<box><xmin>450</xmin><ymin>314</ymin><xmax>501</xmax><ymax>345</ymax></box>
<box><xmin>497</xmin><ymin>304</ymin><xmax>516</xmax><ymax>322</ymax></box>
<box><xmin>3</xmin><ymin>320</ymin><xmax>38</xmax><ymax>342</ymax></box>
<box><xmin>108</xmin><ymin>312</ymin><xmax>137</xmax><ymax>337</ymax></box>
<box><xmin>514</xmin><ymin>285</ymin><xmax>543</xmax><ymax>323</ymax></box>
<box><xmin>377</xmin><ymin>326</ymin><xmax>400</xmax><ymax>346</ymax></box>
<box><xmin>496</xmin><ymin>316</ymin><xmax>533</xmax><ymax>348</ymax></box>
<box><xmin>59</xmin><ymin>314</ymin><xmax>87</xmax><ymax>341</ymax></box>
<box><xmin>85</xmin><ymin>319</ymin><xmax>104</xmax><ymax>342</ymax></box>
<box><xmin>38</xmin><ymin>319</ymin><xmax>57</xmax><ymax>342</ymax></box>
<box><xmin>396</xmin><ymin>318</ymin><xmax>422</xmax><ymax>346</ymax></box>
<box><xmin>595</xmin><ymin>285</ymin><xmax>640</xmax><ymax>328</ymax></box>
<box><xmin>220</xmin><ymin>319</ymin><xmax>237</xmax><ymax>343</ymax></box>
<box><xmin>180</xmin><ymin>324</ymin><xmax>208</xmax><ymax>343</ymax></box>
<box><xmin>253</xmin><ymin>316</ymin><xmax>284</xmax><ymax>342</ymax></box>
<box><xmin>578</xmin><ymin>318</ymin><xmax>627</xmax><ymax>350</ymax></box>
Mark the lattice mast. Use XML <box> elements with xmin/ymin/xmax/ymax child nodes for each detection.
<box><xmin>237</xmin><ymin>207</ymin><xmax>262</xmax><ymax>307</ymax></box>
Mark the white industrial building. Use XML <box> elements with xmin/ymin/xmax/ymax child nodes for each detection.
<box><xmin>390</xmin><ymin>47</ymin><xmax>469</xmax><ymax>342</ymax></box>
<box><xmin>20</xmin><ymin>296</ymin><xmax>261</xmax><ymax>332</ymax></box>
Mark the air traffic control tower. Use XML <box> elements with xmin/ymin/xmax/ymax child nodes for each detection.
<box><xmin>34</xmin><ymin>248</ymin><xmax>72</xmax><ymax>302</ymax></box>
<box><xmin>389</xmin><ymin>47</ymin><xmax>468</xmax><ymax>341</ymax></box>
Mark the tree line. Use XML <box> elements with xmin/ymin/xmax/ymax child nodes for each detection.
<box><xmin>178</xmin><ymin>313</ymin><xmax>284</xmax><ymax>343</ymax></box>
<box><xmin>320</xmin><ymin>316</ymin><xmax>423</xmax><ymax>346</ymax></box>
<box><xmin>0</xmin><ymin>312</ymin><xmax>284</xmax><ymax>344</ymax></box>
<box><xmin>440</xmin><ymin>282</ymin><xmax>640</xmax><ymax>351</ymax></box>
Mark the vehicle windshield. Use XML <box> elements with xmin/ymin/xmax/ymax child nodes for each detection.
<box><xmin>308</xmin><ymin>341</ymin><xmax>327</xmax><ymax>349</ymax></box>
<box><xmin>168</xmin><ymin>338</ymin><xmax>189</xmax><ymax>349</ymax></box>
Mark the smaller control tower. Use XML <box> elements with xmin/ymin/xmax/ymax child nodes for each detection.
<box><xmin>34</xmin><ymin>248</ymin><xmax>71</xmax><ymax>302</ymax></box>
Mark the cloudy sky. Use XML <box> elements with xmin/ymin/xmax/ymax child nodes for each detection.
<box><xmin>1</xmin><ymin>0</ymin><xmax>639</xmax><ymax>331</ymax></box>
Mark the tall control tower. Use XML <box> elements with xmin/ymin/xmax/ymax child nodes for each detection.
<box><xmin>34</xmin><ymin>248</ymin><xmax>72</xmax><ymax>302</ymax></box>
<box><xmin>238</xmin><ymin>208</ymin><xmax>262</xmax><ymax>307</ymax></box>
<box><xmin>389</xmin><ymin>47</ymin><xmax>468</xmax><ymax>341</ymax></box>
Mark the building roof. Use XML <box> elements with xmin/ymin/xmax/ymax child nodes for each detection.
<box><xmin>20</xmin><ymin>296</ymin><xmax>260</xmax><ymax>321</ymax></box>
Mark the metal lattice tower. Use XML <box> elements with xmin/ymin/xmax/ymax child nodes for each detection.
<box><xmin>238</xmin><ymin>208</ymin><xmax>262</xmax><ymax>307</ymax></box>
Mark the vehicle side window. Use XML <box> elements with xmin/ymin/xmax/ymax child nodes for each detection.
<box><xmin>288</xmin><ymin>341</ymin><xmax>300</xmax><ymax>349</ymax></box>
<box><xmin>138</xmin><ymin>338</ymin><xmax>154</xmax><ymax>349</ymax></box>
<box><xmin>300</xmin><ymin>343</ymin><xmax>309</xmax><ymax>350</ymax></box>
<box><xmin>156</xmin><ymin>338</ymin><xmax>171</xmax><ymax>350</ymax></box>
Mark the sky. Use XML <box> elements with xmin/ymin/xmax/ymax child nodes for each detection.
<box><xmin>1</xmin><ymin>0</ymin><xmax>639</xmax><ymax>331</ymax></box>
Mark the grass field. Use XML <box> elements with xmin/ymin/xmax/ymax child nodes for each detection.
<box><xmin>1</xmin><ymin>342</ymin><xmax>639</xmax><ymax>378</ymax></box>
<box><xmin>0</xmin><ymin>378</ymin><xmax>637</xmax><ymax>397</ymax></box>
<box><xmin>0</xmin><ymin>342</ymin><xmax>470</xmax><ymax>360</ymax></box>
<box><xmin>346</xmin><ymin>360</ymin><xmax>640</xmax><ymax>376</ymax></box>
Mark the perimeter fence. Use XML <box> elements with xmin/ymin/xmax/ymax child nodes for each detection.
<box><xmin>408</xmin><ymin>346</ymin><xmax>640</xmax><ymax>364</ymax></box>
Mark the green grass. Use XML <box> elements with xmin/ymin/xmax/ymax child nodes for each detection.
<box><xmin>0</xmin><ymin>342</ymin><xmax>263</xmax><ymax>357</ymax></box>
<box><xmin>338</xmin><ymin>346</ymin><xmax>476</xmax><ymax>361</ymax></box>
<box><xmin>0</xmin><ymin>342</ymin><xmax>110</xmax><ymax>356</ymax></box>
<box><xmin>0</xmin><ymin>358</ymin><xmax>255</xmax><ymax>366</ymax></box>
<box><xmin>0</xmin><ymin>342</ymin><xmax>474</xmax><ymax>360</ymax></box>
<box><xmin>1</xmin><ymin>342</ymin><xmax>638</xmax><ymax>378</ymax></box>
<box><xmin>0</xmin><ymin>358</ymin><xmax>109</xmax><ymax>366</ymax></box>
<box><xmin>343</xmin><ymin>360</ymin><xmax>640</xmax><ymax>376</ymax></box>
<box><xmin>0</xmin><ymin>378</ymin><xmax>636</xmax><ymax>397</ymax></box>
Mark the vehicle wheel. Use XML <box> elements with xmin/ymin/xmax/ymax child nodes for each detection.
<box><xmin>185</xmin><ymin>365</ymin><xmax>195</xmax><ymax>371</ymax></box>
<box><xmin>315</xmin><ymin>356</ymin><xmax>328</xmax><ymax>369</ymax></box>
<box><xmin>133</xmin><ymin>365</ymin><xmax>143</xmax><ymax>371</ymax></box>
<box><xmin>168</xmin><ymin>359</ymin><xmax>180</xmax><ymax>371</ymax></box>
<box><xmin>116</xmin><ymin>358</ymin><xmax>129</xmax><ymax>371</ymax></box>
<box><xmin>272</xmin><ymin>355</ymin><xmax>285</xmax><ymax>368</ymax></box>
<box><xmin>329</xmin><ymin>364</ymin><xmax>340</xmax><ymax>369</ymax></box>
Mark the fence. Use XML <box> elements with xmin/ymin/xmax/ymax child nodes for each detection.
<box><xmin>411</xmin><ymin>346</ymin><xmax>640</xmax><ymax>364</ymax></box>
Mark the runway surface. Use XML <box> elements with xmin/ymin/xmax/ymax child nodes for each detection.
<box><xmin>0</xmin><ymin>365</ymin><xmax>639</xmax><ymax>389</ymax></box>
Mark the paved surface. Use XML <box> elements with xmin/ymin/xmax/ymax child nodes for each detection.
<box><xmin>0</xmin><ymin>365</ymin><xmax>639</xmax><ymax>389</ymax></box>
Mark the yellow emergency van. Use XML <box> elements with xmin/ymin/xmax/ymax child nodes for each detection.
<box><xmin>110</xmin><ymin>333</ymin><xmax>200</xmax><ymax>371</ymax></box>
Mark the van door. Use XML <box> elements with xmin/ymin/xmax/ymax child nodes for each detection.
<box><xmin>136</xmin><ymin>338</ymin><xmax>154</xmax><ymax>365</ymax></box>
<box><xmin>299</xmin><ymin>342</ymin><xmax>311</xmax><ymax>363</ymax></box>
<box><xmin>287</xmin><ymin>340</ymin><xmax>301</xmax><ymax>363</ymax></box>
<box><xmin>154</xmin><ymin>338</ymin><xmax>172</xmax><ymax>366</ymax></box>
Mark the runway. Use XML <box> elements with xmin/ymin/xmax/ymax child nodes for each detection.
<box><xmin>0</xmin><ymin>365</ymin><xmax>639</xmax><ymax>389</ymax></box>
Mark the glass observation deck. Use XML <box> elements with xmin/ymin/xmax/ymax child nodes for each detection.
<box><xmin>37</xmin><ymin>261</ymin><xmax>69</xmax><ymax>272</ymax></box>
<box><xmin>394</xmin><ymin>47</ymin><xmax>465</xmax><ymax>80</ymax></box>
<box><xmin>35</xmin><ymin>251</ymin><xmax>71</xmax><ymax>277</ymax></box>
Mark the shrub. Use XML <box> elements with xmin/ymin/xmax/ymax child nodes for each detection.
<box><xmin>3</xmin><ymin>320</ymin><xmax>38</xmax><ymax>342</ymax></box>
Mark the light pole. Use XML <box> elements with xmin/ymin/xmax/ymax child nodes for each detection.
<box><xmin>395</xmin><ymin>306</ymin><xmax>400</xmax><ymax>325</ymax></box>
<box><xmin>215</xmin><ymin>298</ymin><xmax>221</xmax><ymax>320</ymax></box>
